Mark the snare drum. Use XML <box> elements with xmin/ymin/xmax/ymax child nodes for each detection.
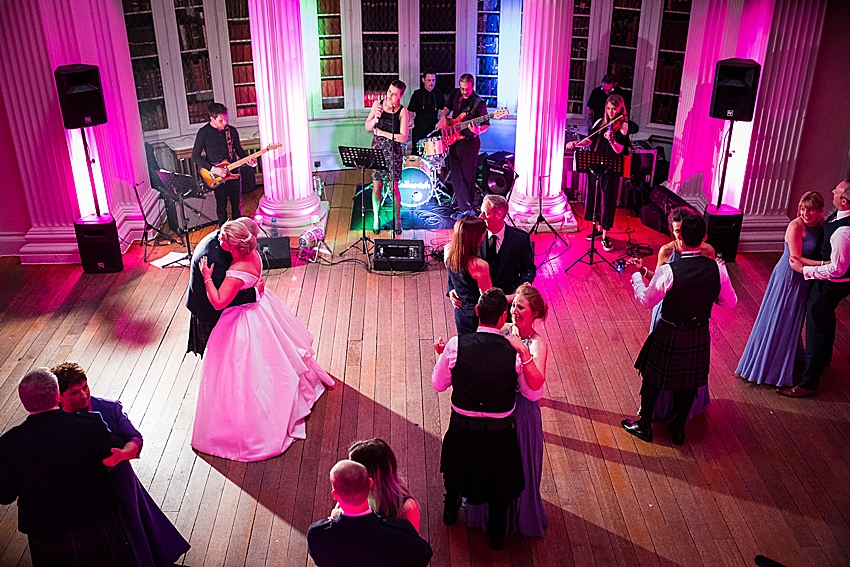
<box><xmin>399</xmin><ymin>160</ymin><xmax>433</xmax><ymax>208</ymax></box>
<box><xmin>422</xmin><ymin>136</ymin><xmax>447</xmax><ymax>157</ymax></box>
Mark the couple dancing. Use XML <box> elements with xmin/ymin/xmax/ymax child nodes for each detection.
<box><xmin>186</xmin><ymin>217</ymin><xmax>334</xmax><ymax>462</ymax></box>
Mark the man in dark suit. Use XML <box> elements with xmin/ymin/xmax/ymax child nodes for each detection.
<box><xmin>0</xmin><ymin>368</ymin><xmax>134</xmax><ymax>566</ymax></box>
<box><xmin>307</xmin><ymin>460</ymin><xmax>433</xmax><ymax>567</ymax></box>
<box><xmin>186</xmin><ymin>225</ymin><xmax>262</xmax><ymax>356</ymax></box>
<box><xmin>447</xmin><ymin>194</ymin><xmax>536</xmax><ymax>328</ymax></box>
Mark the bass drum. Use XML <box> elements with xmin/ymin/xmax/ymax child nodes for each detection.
<box><xmin>399</xmin><ymin>158</ymin><xmax>433</xmax><ymax>208</ymax></box>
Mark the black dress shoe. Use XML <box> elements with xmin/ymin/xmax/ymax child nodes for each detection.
<box><xmin>489</xmin><ymin>532</ymin><xmax>505</xmax><ymax>551</ymax></box>
<box><xmin>622</xmin><ymin>419</ymin><xmax>653</xmax><ymax>443</ymax></box>
<box><xmin>394</xmin><ymin>228</ymin><xmax>403</xmax><ymax>235</ymax></box>
<box><xmin>373</xmin><ymin>227</ymin><xmax>382</xmax><ymax>235</ymax></box>
<box><xmin>668</xmin><ymin>423</ymin><xmax>685</xmax><ymax>446</ymax></box>
<box><xmin>443</xmin><ymin>494</ymin><xmax>460</xmax><ymax>525</ymax></box>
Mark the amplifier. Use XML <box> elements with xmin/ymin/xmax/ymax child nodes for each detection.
<box><xmin>630</xmin><ymin>148</ymin><xmax>657</xmax><ymax>185</ymax></box>
<box><xmin>257</xmin><ymin>236</ymin><xmax>292</xmax><ymax>269</ymax></box>
<box><xmin>373</xmin><ymin>238</ymin><xmax>425</xmax><ymax>272</ymax></box>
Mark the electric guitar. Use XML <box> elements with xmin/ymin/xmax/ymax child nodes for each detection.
<box><xmin>441</xmin><ymin>108</ymin><xmax>508</xmax><ymax>146</ymax></box>
<box><xmin>200</xmin><ymin>143</ymin><xmax>282</xmax><ymax>188</ymax></box>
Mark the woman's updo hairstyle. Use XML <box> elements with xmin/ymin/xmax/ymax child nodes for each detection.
<box><xmin>515</xmin><ymin>285</ymin><xmax>548</xmax><ymax>321</ymax></box>
<box><xmin>220</xmin><ymin>217</ymin><xmax>258</xmax><ymax>256</ymax></box>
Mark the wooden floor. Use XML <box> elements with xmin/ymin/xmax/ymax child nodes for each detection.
<box><xmin>1</xmin><ymin>169</ymin><xmax>849</xmax><ymax>567</ymax></box>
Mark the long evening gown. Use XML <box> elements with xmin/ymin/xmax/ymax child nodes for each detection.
<box><xmin>466</xmin><ymin>339</ymin><xmax>548</xmax><ymax>537</ymax></box>
<box><xmin>192</xmin><ymin>270</ymin><xmax>334</xmax><ymax>462</ymax></box>
<box><xmin>735</xmin><ymin>224</ymin><xmax>822</xmax><ymax>385</ymax></box>
<box><xmin>646</xmin><ymin>250</ymin><xmax>710</xmax><ymax>421</ymax></box>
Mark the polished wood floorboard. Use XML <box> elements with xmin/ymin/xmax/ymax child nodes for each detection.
<box><xmin>1</xmin><ymin>170</ymin><xmax>849</xmax><ymax>567</ymax></box>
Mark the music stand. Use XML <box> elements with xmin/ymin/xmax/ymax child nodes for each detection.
<box><xmin>133</xmin><ymin>182</ymin><xmax>180</xmax><ymax>262</ymax></box>
<box><xmin>338</xmin><ymin>146</ymin><xmax>387</xmax><ymax>271</ymax></box>
<box><xmin>565</xmin><ymin>151</ymin><xmax>629</xmax><ymax>274</ymax></box>
<box><xmin>528</xmin><ymin>174</ymin><xmax>570</xmax><ymax>248</ymax></box>
<box><xmin>157</xmin><ymin>169</ymin><xmax>203</xmax><ymax>267</ymax></box>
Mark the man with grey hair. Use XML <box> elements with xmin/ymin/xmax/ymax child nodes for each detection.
<box><xmin>0</xmin><ymin>368</ymin><xmax>133</xmax><ymax>566</ymax></box>
<box><xmin>447</xmin><ymin>194</ymin><xmax>536</xmax><ymax>330</ymax></box>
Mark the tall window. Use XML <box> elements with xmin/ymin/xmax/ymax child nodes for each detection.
<box><xmin>318</xmin><ymin>0</ymin><xmax>344</xmax><ymax>110</ymax></box>
<box><xmin>475</xmin><ymin>0</ymin><xmax>500</xmax><ymax>108</ymax></box>
<box><xmin>607</xmin><ymin>0</ymin><xmax>642</xmax><ymax>103</ymax></box>
<box><xmin>568</xmin><ymin>0</ymin><xmax>591</xmax><ymax>115</ymax></box>
<box><xmin>174</xmin><ymin>0</ymin><xmax>214</xmax><ymax>124</ymax></box>
<box><xmin>225</xmin><ymin>0</ymin><xmax>257</xmax><ymax>117</ymax></box>
<box><xmin>420</xmin><ymin>0</ymin><xmax>457</xmax><ymax>95</ymax></box>
<box><xmin>123</xmin><ymin>0</ymin><xmax>169</xmax><ymax>132</ymax></box>
<box><xmin>361</xmin><ymin>0</ymin><xmax>399</xmax><ymax>107</ymax></box>
<box><xmin>651</xmin><ymin>0</ymin><xmax>690</xmax><ymax>125</ymax></box>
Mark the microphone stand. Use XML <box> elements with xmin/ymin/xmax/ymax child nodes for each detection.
<box><xmin>391</xmin><ymin>100</ymin><xmax>398</xmax><ymax>239</ymax></box>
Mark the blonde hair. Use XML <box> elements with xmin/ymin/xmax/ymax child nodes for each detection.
<box><xmin>220</xmin><ymin>217</ymin><xmax>258</xmax><ymax>257</ymax></box>
<box><xmin>798</xmin><ymin>191</ymin><xmax>824</xmax><ymax>212</ymax></box>
<box><xmin>604</xmin><ymin>94</ymin><xmax>628</xmax><ymax>124</ymax></box>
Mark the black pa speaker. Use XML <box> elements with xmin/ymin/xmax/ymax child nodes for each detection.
<box><xmin>639</xmin><ymin>203</ymin><xmax>670</xmax><ymax>235</ymax></box>
<box><xmin>74</xmin><ymin>214</ymin><xmax>124</xmax><ymax>273</ymax></box>
<box><xmin>258</xmin><ymin>237</ymin><xmax>292</xmax><ymax>269</ymax></box>
<box><xmin>373</xmin><ymin>239</ymin><xmax>425</xmax><ymax>272</ymax></box>
<box><xmin>54</xmin><ymin>64</ymin><xmax>107</xmax><ymax>129</ymax></box>
<box><xmin>704</xmin><ymin>204</ymin><xmax>743</xmax><ymax>262</ymax></box>
<box><xmin>483</xmin><ymin>151</ymin><xmax>516</xmax><ymax>196</ymax></box>
<box><xmin>709</xmin><ymin>58</ymin><xmax>761</xmax><ymax>122</ymax></box>
<box><xmin>649</xmin><ymin>185</ymin><xmax>690</xmax><ymax>216</ymax></box>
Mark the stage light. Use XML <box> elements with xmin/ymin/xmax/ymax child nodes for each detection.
<box><xmin>298</xmin><ymin>226</ymin><xmax>331</xmax><ymax>262</ymax></box>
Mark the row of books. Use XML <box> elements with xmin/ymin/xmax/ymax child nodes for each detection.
<box><xmin>228</xmin><ymin>22</ymin><xmax>250</xmax><ymax>42</ymax></box>
<box><xmin>230</xmin><ymin>42</ymin><xmax>253</xmax><ymax>64</ymax></box>
<box><xmin>184</xmin><ymin>58</ymin><xmax>212</xmax><ymax>93</ymax></box>
<box><xmin>317</xmin><ymin>17</ymin><xmax>341</xmax><ymax>36</ymax></box>
<box><xmin>654</xmin><ymin>60</ymin><xmax>683</xmax><ymax>95</ymax></box>
<box><xmin>317</xmin><ymin>0</ymin><xmax>341</xmax><ymax>15</ymax></box>
<box><xmin>477</xmin><ymin>13</ymin><xmax>500</xmax><ymax>33</ymax></box>
<box><xmin>361</xmin><ymin>2</ymin><xmax>399</xmax><ymax>33</ymax></box>
<box><xmin>129</xmin><ymin>41</ymin><xmax>157</xmax><ymax>59</ymax></box>
<box><xmin>652</xmin><ymin>95</ymin><xmax>679</xmax><ymax>125</ymax></box>
<box><xmin>123</xmin><ymin>0</ymin><xmax>152</xmax><ymax>12</ymax></box>
<box><xmin>134</xmin><ymin>67</ymin><xmax>164</xmax><ymax>99</ymax></box>
<box><xmin>235</xmin><ymin>85</ymin><xmax>256</xmax><ymax>105</ymax></box>
<box><xmin>659</xmin><ymin>18</ymin><xmax>689</xmax><ymax>52</ymax></box>
<box><xmin>139</xmin><ymin>102</ymin><xmax>167</xmax><ymax>132</ymax></box>
<box><xmin>572</xmin><ymin>14</ymin><xmax>590</xmax><ymax>37</ymax></box>
<box><xmin>127</xmin><ymin>24</ymin><xmax>156</xmax><ymax>45</ymax></box>
<box><xmin>321</xmin><ymin>79</ymin><xmax>344</xmax><ymax>98</ymax></box>
<box><xmin>188</xmin><ymin>100</ymin><xmax>213</xmax><ymax>124</ymax></box>
<box><xmin>232</xmin><ymin>63</ymin><xmax>254</xmax><ymax>85</ymax></box>
<box><xmin>363</xmin><ymin>42</ymin><xmax>399</xmax><ymax>74</ymax></box>
<box><xmin>177</xmin><ymin>19</ymin><xmax>207</xmax><ymax>51</ymax></box>
<box><xmin>237</xmin><ymin>105</ymin><xmax>258</xmax><ymax>117</ymax></box>
<box><xmin>320</xmin><ymin>58</ymin><xmax>343</xmax><ymax>77</ymax></box>
<box><xmin>319</xmin><ymin>38</ymin><xmax>342</xmax><ymax>57</ymax></box>
<box><xmin>477</xmin><ymin>34</ymin><xmax>499</xmax><ymax>55</ymax></box>
<box><xmin>570</xmin><ymin>60</ymin><xmax>586</xmax><ymax>81</ymax></box>
<box><xmin>225</xmin><ymin>0</ymin><xmax>249</xmax><ymax>19</ymax></box>
<box><xmin>175</xmin><ymin>0</ymin><xmax>204</xmax><ymax>8</ymax></box>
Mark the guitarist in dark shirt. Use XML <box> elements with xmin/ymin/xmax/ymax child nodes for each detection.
<box><xmin>191</xmin><ymin>103</ymin><xmax>254</xmax><ymax>226</ymax></box>
<box><xmin>440</xmin><ymin>74</ymin><xmax>489</xmax><ymax>220</ymax></box>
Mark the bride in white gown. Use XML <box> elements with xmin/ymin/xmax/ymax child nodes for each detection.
<box><xmin>192</xmin><ymin>217</ymin><xmax>334</xmax><ymax>462</ymax></box>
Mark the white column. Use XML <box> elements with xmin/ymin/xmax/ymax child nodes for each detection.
<box><xmin>249</xmin><ymin>0</ymin><xmax>326</xmax><ymax>236</ymax></box>
<box><xmin>508</xmin><ymin>1</ymin><xmax>576</xmax><ymax>232</ymax></box>
<box><xmin>0</xmin><ymin>0</ymin><xmax>154</xmax><ymax>263</ymax></box>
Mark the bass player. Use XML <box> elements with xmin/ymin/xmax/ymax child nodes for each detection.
<box><xmin>191</xmin><ymin>102</ymin><xmax>256</xmax><ymax>226</ymax></box>
<box><xmin>440</xmin><ymin>74</ymin><xmax>490</xmax><ymax>220</ymax></box>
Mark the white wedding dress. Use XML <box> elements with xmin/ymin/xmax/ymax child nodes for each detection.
<box><xmin>192</xmin><ymin>270</ymin><xmax>334</xmax><ymax>462</ymax></box>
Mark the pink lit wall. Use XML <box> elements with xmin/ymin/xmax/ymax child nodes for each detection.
<box><xmin>0</xmin><ymin>86</ymin><xmax>32</xmax><ymax>256</ymax></box>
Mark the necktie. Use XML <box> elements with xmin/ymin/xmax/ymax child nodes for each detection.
<box><xmin>488</xmin><ymin>235</ymin><xmax>498</xmax><ymax>259</ymax></box>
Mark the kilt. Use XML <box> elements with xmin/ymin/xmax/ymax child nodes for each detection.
<box><xmin>28</xmin><ymin>512</ymin><xmax>135</xmax><ymax>567</ymax></box>
<box><xmin>635</xmin><ymin>318</ymin><xmax>711</xmax><ymax>391</ymax></box>
<box><xmin>187</xmin><ymin>315</ymin><xmax>214</xmax><ymax>357</ymax></box>
<box><xmin>370</xmin><ymin>135</ymin><xmax>404</xmax><ymax>183</ymax></box>
<box><xmin>440</xmin><ymin>412</ymin><xmax>525</xmax><ymax>505</ymax></box>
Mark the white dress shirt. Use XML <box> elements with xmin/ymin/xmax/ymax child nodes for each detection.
<box><xmin>803</xmin><ymin>209</ymin><xmax>850</xmax><ymax>283</ymax></box>
<box><xmin>631</xmin><ymin>251</ymin><xmax>738</xmax><ymax>310</ymax></box>
<box><xmin>432</xmin><ymin>326</ymin><xmax>537</xmax><ymax>417</ymax></box>
<box><xmin>487</xmin><ymin>224</ymin><xmax>506</xmax><ymax>254</ymax></box>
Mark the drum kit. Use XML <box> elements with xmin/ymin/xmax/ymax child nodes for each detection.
<box><xmin>388</xmin><ymin>134</ymin><xmax>452</xmax><ymax>209</ymax></box>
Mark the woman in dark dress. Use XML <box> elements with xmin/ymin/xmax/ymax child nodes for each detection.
<box><xmin>444</xmin><ymin>216</ymin><xmax>492</xmax><ymax>336</ymax></box>
<box><xmin>566</xmin><ymin>93</ymin><xmax>631</xmax><ymax>252</ymax></box>
<box><xmin>53</xmin><ymin>362</ymin><xmax>190</xmax><ymax>567</ymax></box>
<box><xmin>365</xmin><ymin>80</ymin><xmax>409</xmax><ymax>234</ymax></box>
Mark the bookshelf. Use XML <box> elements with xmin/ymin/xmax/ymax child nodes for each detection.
<box><xmin>318</xmin><ymin>0</ymin><xmax>344</xmax><ymax>110</ymax></box>
<box><xmin>173</xmin><ymin>0</ymin><xmax>214</xmax><ymax>124</ymax></box>
<box><xmin>651</xmin><ymin>0</ymin><xmax>691</xmax><ymax>125</ymax></box>
<box><xmin>606</xmin><ymin>0</ymin><xmax>642</xmax><ymax>99</ymax></box>
<box><xmin>475</xmin><ymin>0</ymin><xmax>500</xmax><ymax>108</ymax></box>
<box><xmin>420</xmin><ymin>0</ymin><xmax>457</xmax><ymax>96</ymax></box>
<box><xmin>123</xmin><ymin>0</ymin><xmax>169</xmax><ymax>132</ymax></box>
<box><xmin>361</xmin><ymin>0</ymin><xmax>399</xmax><ymax>108</ymax></box>
<box><xmin>225</xmin><ymin>0</ymin><xmax>256</xmax><ymax>117</ymax></box>
<box><xmin>568</xmin><ymin>0</ymin><xmax>592</xmax><ymax>116</ymax></box>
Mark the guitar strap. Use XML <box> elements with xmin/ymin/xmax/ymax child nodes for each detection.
<box><xmin>224</xmin><ymin>127</ymin><xmax>235</xmax><ymax>161</ymax></box>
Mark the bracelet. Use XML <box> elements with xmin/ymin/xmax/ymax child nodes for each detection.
<box><xmin>821</xmin><ymin>261</ymin><xmax>825</xmax><ymax>266</ymax></box>
<box><xmin>521</xmin><ymin>355</ymin><xmax>534</xmax><ymax>366</ymax></box>
<box><xmin>204</xmin><ymin>278</ymin><xmax>212</xmax><ymax>284</ymax></box>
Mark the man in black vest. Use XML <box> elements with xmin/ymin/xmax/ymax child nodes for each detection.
<box><xmin>408</xmin><ymin>70</ymin><xmax>445</xmax><ymax>155</ymax></box>
<box><xmin>308</xmin><ymin>460</ymin><xmax>432</xmax><ymax>567</ymax></box>
<box><xmin>622</xmin><ymin>215</ymin><xmax>737</xmax><ymax>445</ymax></box>
<box><xmin>433</xmin><ymin>287</ymin><xmax>541</xmax><ymax>550</ymax></box>
<box><xmin>785</xmin><ymin>180</ymin><xmax>850</xmax><ymax>397</ymax></box>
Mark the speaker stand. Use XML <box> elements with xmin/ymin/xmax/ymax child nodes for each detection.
<box><xmin>716</xmin><ymin>120</ymin><xmax>734</xmax><ymax>208</ymax></box>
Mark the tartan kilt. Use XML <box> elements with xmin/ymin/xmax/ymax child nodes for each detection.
<box><xmin>440</xmin><ymin>413</ymin><xmax>525</xmax><ymax>505</ymax></box>
<box><xmin>635</xmin><ymin>319</ymin><xmax>711</xmax><ymax>391</ymax></box>
<box><xmin>28</xmin><ymin>512</ymin><xmax>135</xmax><ymax>567</ymax></box>
<box><xmin>187</xmin><ymin>315</ymin><xmax>214</xmax><ymax>357</ymax></box>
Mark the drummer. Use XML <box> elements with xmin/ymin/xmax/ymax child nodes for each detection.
<box><xmin>408</xmin><ymin>70</ymin><xmax>445</xmax><ymax>156</ymax></box>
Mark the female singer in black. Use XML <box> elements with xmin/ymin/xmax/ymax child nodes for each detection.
<box><xmin>567</xmin><ymin>93</ymin><xmax>631</xmax><ymax>252</ymax></box>
<box><xmin>365</xmin><ymin>80</ymin><xmax>409</xmax><ymax>235</ymax></box>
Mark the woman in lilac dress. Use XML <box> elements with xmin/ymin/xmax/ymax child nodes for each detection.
<box><xmin>53</xmin><ymin>362</ymin><xmax>190</xmax><ymax>567</ymax></box>
<box><xmin>735</xmin><ymin>191</ymin><xmax>825</xmax><ymax>385</ymax></box>
<box><xmin>467</xmin><ymin>285</ymin><xmax>548</xmax><ymax>537</ymax></box>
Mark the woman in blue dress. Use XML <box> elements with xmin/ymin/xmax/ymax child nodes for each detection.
<box><xmin>642</xmin><ymin>206</ymin><xmax>716</xmax><ymax>422</ymax></box>
<box><xmin>466</xmin><ymin>285</ymin><xmax>549</xmax><ymax>537</ymax></box>
<box><xmin>735</xmin><ymin>191</ymin><xmax>825</xmax><ymax>386</ymax></box>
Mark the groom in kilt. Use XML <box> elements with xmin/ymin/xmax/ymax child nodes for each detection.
<box><xmin>431</xmin><ymin>287</ymin><xmax>525</xmax><ymax>551</ymax></box>
<box><xmin>623</xmin><ymin>215</ymin><xmax>737</xmax><ymax>445</ymax></box>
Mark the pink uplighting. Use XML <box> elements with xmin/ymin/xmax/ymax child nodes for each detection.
<box><xmin>67</xmin><ymin>128</ymin><xmax>108</xmax><ymax>217</ymax></box>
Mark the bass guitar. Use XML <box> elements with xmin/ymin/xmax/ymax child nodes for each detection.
<box><xmin>200</xmin><ymin>143</ymin><xmax>282</xmax><ymax>189</ymax></box>
<box><xmin>441</xmin><ymin>108</ymin><xmax>508</xmax><ymax>146</ymax></box>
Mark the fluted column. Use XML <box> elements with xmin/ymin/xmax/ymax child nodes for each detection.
<box><xmin>508</xmin><ymin>1</ymin><xmax>576</xmax><ymax>232</ymax></box>
<box><xmin>0</xmin><ymin>0</ymin><xmax>153</xmax><ymax>263</ymax></box>
<box><xmin>249</xmin><ymin>0</ymin><xmax>325</xmax><ymax>236</ymax></box>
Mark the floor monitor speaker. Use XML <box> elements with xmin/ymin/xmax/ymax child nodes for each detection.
<box><xmin>74</xmin><ymin>214</ymin><xmax>123</xmax><ymax>273</ymax></box>
<box><xmin>54</xmin><ymin>64</ymin><xmax>107</xmax><ymax>129</ymax></box>
<box><xmin>373</xmin><ymin>239</ymin><xmax>425</xmax><ymax>272</ymax></box>
<box><xmin>704</xmin><ymin>204</ymin><xmax>743</xmax><ymax>262</ymax></box>
<box><xmin>258</xmin><ymin>237</ymin><xmax>292</xmax><ymax>269</ymax></box>
<box><xmin>639</xmin><ymin>203</ymin><xmax>670</xmax><ymax>236</ymax></box>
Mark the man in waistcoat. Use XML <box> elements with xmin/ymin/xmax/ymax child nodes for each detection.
<box><xmin>432</xmin><ymin>287</ymin><xmax>542</xmax><ymax>550</ymax></box>
<box><xmin>622</xmin><ymin>215</ymin><xmax>737</xmax><ymax>446</ymax></box>
<box><xmin>784</xmin><ymin>179</ymin><xmax>850</xmax><ymax>397</ymax></box>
